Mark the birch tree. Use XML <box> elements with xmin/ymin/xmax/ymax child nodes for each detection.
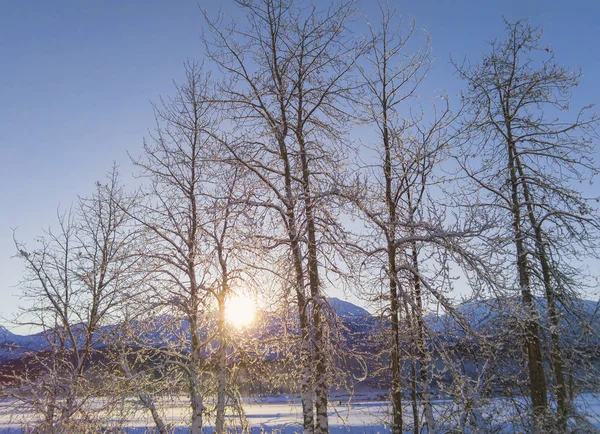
<box><xmin>131</xmin><ymin>63</ymin><xmax>219</xmax><ymax>434</ymax></box>
<box><xmin>202</xmin><ymin>1</ymin><xmax>357</xmax><ymax>432</ymax></box>
<box><xmin>201</xmin><ymin>166</ymin><xmax>257</xmax><ymax>434</ymax></box>
<box><xmin>353</xmin><ymin>10</ymin><xmax>432</xmax><ymax>432</ymax></box>
<box><xmin>12</xmin><ymin>168</ymin><xmax>140</xmax><ymax>433</ymax></box>
<box><xmin>130</xmin><ymin>61</ymin><xmax>257</xmax><ymax>434</ymax></box>
<box><xmin>344</xmin><ymin>7</ymin><xmax>501</xmax><ymax>432</ymax></box>
<box><xmin>455</xmin><ymin>19</ymin><xmax>600</xmax><ymax>430</ymax></box>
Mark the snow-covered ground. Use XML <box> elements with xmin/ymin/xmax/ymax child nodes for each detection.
<box><xmin>1</xmin><ymin>393</ymin><xmax>600</xmax><ymax>433</ymax></box>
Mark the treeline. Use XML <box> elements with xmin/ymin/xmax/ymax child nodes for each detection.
<box><xmin>5</xmin><ymin>1</ymin><xmax>600</xmax><ymax>433</ymax></box>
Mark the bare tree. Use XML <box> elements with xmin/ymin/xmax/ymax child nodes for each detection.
<box><xmin>353</xmin><ymin>9</ymin><xmax>432</xmax><ymax>433</ymax></box>
<box><xmin>130</xmin><ymin>63</ymin><xmax>219</xmax><ymax>434</ymax></box>
<box><xmin>12</xmin><ymin>167</ymin><xmax>140</xmax><ymax>433</ymax></box>
<box><xmin>129</xmin><ymin>61</ymin><xmax>259</xmax><ymax>434</ymax></box>
<box><xmin>202</xmin><ymin>1</ymin><xmax>357</xmax><ymax>432</ymax></box>
<box><xmin>200</xmin><ymin>165</ymin><xmax>258</xmax><ymax>434</ymax></box>
<box><xmin>340</xmin><ymin>6</ymin><xmax>505</xmax><ymax>432</ymax></box>
<box><xmin>455</xmin><ymin>19</ymin><xmax>600</xmax><ymax>430</ymax></box>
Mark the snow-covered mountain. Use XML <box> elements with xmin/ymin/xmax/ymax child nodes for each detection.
<box><xmin>0</xmin><ymin>327</ymin><xmax>49</xmax><ymax>360</ymax></box>
<box><xmin>328</xmin><ymin>297</ymin><xmax>371</xmax><ymax>317</ymax></box>
<box><xmin>428</xmin><ymin>297</ymin><xmax>600</xmax><ymax>343</ymax></box>
<box><xmin>0</xmin><ymin>323</ymin><xmax>120</xmax><ymax>361</ymax></box>
<box><xmin>0</xmin><ymin>297</ymin><xmax>373</xmax><ymax>362</ymax></box>
<box><xmin>2</xmin><ymin>297</ymin><xmax>598</xmax><ymax>363</ymax></box>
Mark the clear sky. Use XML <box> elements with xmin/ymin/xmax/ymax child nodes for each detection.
<box><xmin>1</xmin><ymin>0</ymin><xmax>599</xmax><ymax>330</ymax></box>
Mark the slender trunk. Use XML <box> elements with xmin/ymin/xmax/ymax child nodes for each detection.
<box><xmin>268</xmin><ymin>21</ymin><xmax>315</xmax><ymax>431</ymax></box>
<box><xmin>299</xmin><ymin>316</ymin><xmax>315</xmax><ymax>434</ymax></box>
<box><xmin>45</xmin><ymin>400</ymin><xmax>56</xmax><ymax>432</ymax></box>
<box><xmin>299</xmin><ymin>314</ymin><xmax>315</xmax><ymax>434</ymax></box>
<box><xmin>378</xmin><ymin>64</ymin><xmax>404</xmax><ymax>431</ymax></box>
<box><xmin>507</xmin><ymin>140</ymin><xmax>548</xmax><ymax>418</ymax></box>
<box><xmin>401</xmin><ymin>297</ymin><xmax>419</xmax><ymax>434</ymax></box>
<box><xmin>120</xmin><ymin>356</ymin><xmax>169</xmax><ymax>433</ymax></box>
<box><xmin>297</xmin><ymin>132</ymin><xmax>328</xmax><ymax>434</ymax></box>
<box><xmin>190</xmin><ymin>365</ymin><xmax>205</xmax><ymax>434</ymax></box>
<box><xmin>313</xmin><ymin>310</ymin><xmax>329</xmax><ymax>434</ymax></box>
<box><xmin>190</xmin><ymin>306</ymin><xmax>205</xmax><ymax>434</ymax></box>
<box><xmin>277</xmin><ymin>126</ymin><xmax>315</xmax><ymax>434</ymax></box>
<box><xmin>216</xmin><ymin>296</ymin><xmax>227</xmax><ymax>434</ymax></box>
<box><xmin>291</xmin><ymin>232</ymin><xmax>315</xmax><ymax>434</ymax></box>
<box><xmin>57</xmin><ymin>395</ymin><xmax>75</xmax><ymax>431</ymax></box>
<box><xmin>292</xmin><ymin>245</ymin><xmax>316</xmax><ymax>434</ymax></box>
<box><xmin>411</xmin><ymin>242</ymin><xmax>435</xmax><ymax>433</ymax></box>
<box><xmin>44</xmin><ymin>371</ymin><xmax>58</xmax><ymax>429</ymax></box>
<box><xmin>388</xmin><ymin>243</ymin><xmax>404</xmax><ymax>434</ymax></box>
<box><xmin>188</xmin><ymin>135</ymin><xmax>204</xmax><ymax>434</ymax></box>
<box><xmin>515</xmin><ymin>154</ymin><xmax>568</xmax><ymax>429</ymax></box>
<box><xmin>410</xmin><ymin>362</ymin><xmax>419</xmax><ymax>434</ymax></box>
<box><xmin>140</xmin><ymin>394</ymin><xmax>169</xmax><ymax>434</ymax></box>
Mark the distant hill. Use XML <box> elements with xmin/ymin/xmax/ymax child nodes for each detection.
<box><xmin>428</xmin><ymin>297</ymin><xmax>600</xmax><ymax>344</ymax></box>
<box><xmin>2</xmin><ymin>297</ymin><xmax>599</xmax><ymax>363</ymax></box>
<box><xmin>328</xmin><ymin>297</ymin><xmax>371</xmax><ymax>317</ymax></box>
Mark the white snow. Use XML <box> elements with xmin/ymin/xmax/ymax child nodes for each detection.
<box><xmin>1</xmin><ymin>393</ymin><xmax>600</xmax><ymax>433</ymax></box>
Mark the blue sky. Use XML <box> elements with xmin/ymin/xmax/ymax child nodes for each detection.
<box><xmin>1</xmin><ymin>0</ymin><xmax>599</xmax><ymax>329</ymax></box>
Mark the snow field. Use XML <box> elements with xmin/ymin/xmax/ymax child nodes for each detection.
<box><xmin>1</xmin><ymin>393</ymin><xmax>600</xmax><ymax>433</ymax></box>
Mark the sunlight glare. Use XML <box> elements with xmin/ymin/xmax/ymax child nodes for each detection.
<box><xmin>225</xmin><ymin>295</ymin><xmax>256</xmax><ymax>328</ymax></box>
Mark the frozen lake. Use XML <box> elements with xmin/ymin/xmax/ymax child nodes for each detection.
<box><xmin>1</xmin><ymin>393</ymin><xmax>600</xmax><ymax>433</ymax></box>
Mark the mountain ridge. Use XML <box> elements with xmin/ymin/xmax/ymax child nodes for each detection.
<box><xmin>2</xmin><ymin>296</ymin><xmax>598</xmax><ymax>362</ymax></box>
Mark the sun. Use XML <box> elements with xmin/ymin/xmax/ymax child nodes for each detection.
<box><xmin>225</xmin><ymin>295</ymin><xmax>256</xmax><ymax>328</ymax></box>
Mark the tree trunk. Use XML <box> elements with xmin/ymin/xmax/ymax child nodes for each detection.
<box><xmin>300</xmin><ymin>332</ymin><xmax>316</xmax><ymax>434</ymax></box>
<box><xmin>279</xmin><ymin>126</ymin><xmax>315</xmax><ymax>434</ymax></box>
<box><xmin>380</xmin><ymin>84</ymin><xmax>404</xmax><ymax>433</ymax></box>
<box><xmin>190</xmin><ymin>369</ymin><xmax>205</xmax><ymax>434</ymax></box>
<box><xmin>388</xmin><ymin>244</ymin><xmax>404</xmax><ymax>434</ymax></box>
<box><xmin>296</xmin><ymin>283</ymin><xmax>315</xmax><ymax>434</ymax></box>
<box><xmin>401</xmin><ymin>297</ymin><xmax>419</xmax><ymax>434</ymax></box>
<box><xmin>120</xmin><ymin>356</ymin><xmax>169</xmax><ymax>434</ymax></box>
<box><xmin>297</xmin><ymin>132</ymin><xmax>329</xmax><ymax>434</ymax></box>
<box><xmin>507</xmin><ymin>140</ymin><xmax>548</xmax><ymax>419</ymax></box>
<box><xmin>411</xmin><ymin>242</ymin><xmax>436</xmax><ymax>433</ymax></box>
<box><xmin>216</xmin><ymin>296</ymin><xmax>228</xmax><ymax>434</ymax></box>
<box><xmin>190</xmin><ymin>308</ymin><xmax>205</xmax><ymax>434</ymax></box>
<box><xmin>515</xmin><ymin>154</ymin><xmax>568</xmax><ymax>429</ymax></box>
<box><xmin>140</xmin><ymin>394</ymin><xmax>169</xmax><ymax>434</ymax></box>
